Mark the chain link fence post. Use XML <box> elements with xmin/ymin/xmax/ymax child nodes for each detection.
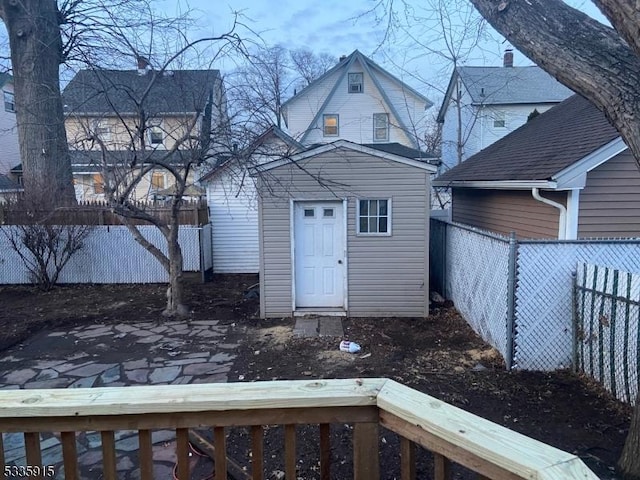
<box><xmin>506</xmin><ymin>231</ymin><xmax>518</xmax><ymax>370</ymax></box>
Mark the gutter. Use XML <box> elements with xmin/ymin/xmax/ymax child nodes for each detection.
<box><xmin>532</xmin><ymin>188</ymin><xmax>566</xmax><ymax>240</ymax></box>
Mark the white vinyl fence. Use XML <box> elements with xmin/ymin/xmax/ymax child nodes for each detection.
<box><xmin>575</xmin><ymin>263</ymin><xmax>640</xmax><ymax>404</ymax></box>
<box><xmin>0</xmin><ymin>225</ymin><xmax>206</xmax><ymax>284</ymax></box>
<box><xmin>430</xmin><ymin>219</ymin><xmax>640</xmax><ymax>373</ymax></box>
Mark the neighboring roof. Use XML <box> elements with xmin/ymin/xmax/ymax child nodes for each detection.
<box><xmin>437</xmin><ymin>66</ymin><xmax>573</xmax><ymax>122</ymax></box>
<box><xmin>362</xmin><ymin>142</ymin><xmax>439</xmax><ymax>163</ymax></box>
<box><xmin>282</xmin><ymin>50</ymin><xmax>432</xmax><ymax>149</ymax></box>
<box><xmin>0</xmin><ymin>73</ymin><xmax>12</xmax><ymax>89</ymax></box>
<box><xmin>433</xmin><ymin>95</ymin><xmax>621</xmax><ymax>187</ymax></box>
<box><xmin>0</xmin><ymin>174</ymin><xmax>21</xmax><ymax>192</ymax></box>
<box><xmin>62</xmin><ymin>69</ymin><xmax>220</xmax><ymax>115</ymax></box>
<box><xmin>253</xmin><ymin>139</ymin><xmax>438</xmax><ymax>174</ymax></box>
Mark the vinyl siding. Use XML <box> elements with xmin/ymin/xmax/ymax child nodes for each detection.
<box><xmin>206</xmin><ymin>168</ymin><xmax>259</xmax><ymax>273</ymax></box>
<box><xmin>452</xmin><ymin>188</ymin><xmax>566</xmax><ymax>239</ymax></box>
<box><xmin>259</xmin><ymin>148</ymin><xmax>429</xmax><ymax>317</ymax></box>
<box><xmin>0</xmin><ymin>83</ymin><xmax>19</xmax><ymax>174</ymax></box>
<box><xmin>285</xmin><ymin>58</ymin><xmax>425</xmax><ymax>148</ymax></box>
<box><xmin>578</xmin><ymin>150</ymin><xmax>640</xmax><ymax>238</ymax></box>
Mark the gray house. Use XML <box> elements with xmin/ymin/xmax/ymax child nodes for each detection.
<box><xmin>253</xmin><ymin>140</ymin><xmax>437</xmax><ymax>318</ymax></box>
<box><xmin>434</xmin><ymin>95</ymin><xmax>640</xmax><ymax>240</ymax></box>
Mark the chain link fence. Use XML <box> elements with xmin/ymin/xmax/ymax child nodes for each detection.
<box><xmin>575</xmin><ymin>263</ymin><xmax>640</xmax><ymax>404</ymax></box>
<box><xmin>430</xmin><ymin>219</ymin><xmax>640</xmax><ymax>384</ymax></box>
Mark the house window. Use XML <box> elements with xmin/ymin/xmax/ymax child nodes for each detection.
<box><xmin>493</xmin><ymin>111</ymin><xmax>506</xmax><ymax>128</ymax></box>
<box><xmin>148</xmin><ymin>121</ymin><xmax>164</xmax><ymax>146</ymax></box>
<box><xmin>93</xmin><ymin>173</ymin><xmax>104</xmax><ymax>195</ymax></box>
<box><xmin>358</xmin><ymin>199</ymin><xmax>391</xmax><ymax>235</ymax></box>
<box><xmin>348</xmin><ymin>73</ymin><xmax>363</xmax><ymax>93</ymax></box>
<box><xmin>3</xmin><ymin>91</ymin><xmax>14</xmax><ymax>112</ymax></box>
<box><xmin>92</xmin><ymin>120</ymin><xmax>111</xmax><ymax>142</ymax></box>
<box><xmin>151</xmin><ymin>172</ymin><xmax>165</xmax><ymax>190</ymax></box>
<box><xmin>323</xmin><ymin>114</ymin><xmax>339</xmax><ymax>136</ymax></box>
<box><xmin>373</xmin><ymin>113</ymin><xmax>389</xmax><ymax>142</ymax></box>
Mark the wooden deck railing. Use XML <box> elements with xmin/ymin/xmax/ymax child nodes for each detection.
<box><xmin>0</xmin><ymin>378</ymin><xmax>598</xmax><ymax>479</ymax></box>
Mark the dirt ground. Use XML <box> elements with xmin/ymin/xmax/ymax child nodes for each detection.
<box><xmin>0</xmin><ymin>274</ymin><xmax>632</xmax><ymax>479</ymax></box>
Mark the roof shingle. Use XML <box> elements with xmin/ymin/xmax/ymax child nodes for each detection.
<box><xmin>435</xmin><ymin>95</ymin><xmax>620</xmax><ymax>183</ymax></box>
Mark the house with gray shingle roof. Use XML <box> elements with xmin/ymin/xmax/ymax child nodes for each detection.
<box><xmin>437</xmin><ymin>50</ymin><xmax>573</xmax><ymax>170</ymax></box>
<box><xmin>60</xmin><ymin>65</ymin><xmax>225</xmax><ymax>201</ymax></box>
<box><xmin>433</xmin><ymin>94</ymin><xmax>640</xmax><ymax>240</ymax></box>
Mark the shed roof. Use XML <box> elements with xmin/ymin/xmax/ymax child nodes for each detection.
<box><xmin>62</xmin><ymin>69</ymin><xmax>220</xmax><ymax>116</ymax></box>
<box><xmin>434</xmin><ymin>95</ymin><xmax>621</xmax><ymax>185</ymax></box>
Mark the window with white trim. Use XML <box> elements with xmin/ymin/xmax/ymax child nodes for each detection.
<box><xmin>348</xmin><ymin>73</ymin><xmax>363</xmax><ymax>93</ymax></box>
<box><xmin>358</xmin><ymin>199</ymin><xmax>390</xmax><ymax>235</ymax></box>
<box><xmin>493</xmin><ymin>111</ymin><xmax>506</xmax><ymax>128</ymax></box>
<box><xmin>373</xmin><ymin>113</ymin><xmax>389</xmax><ymax>141</ymax></box>
<box><xmin>92</xmin><ymin>120</ymin><xmax>111</xmax><ymax>142</ymax></box>
<box><xmin>3</xmin><ymin>91</ymin><xmax>14</xmax><ymax>112</ymax></box>
<box><xmin>323</xmin><ymin>114</ymin><xmax>339</xmax><ymax>136</ymax></box>
<box><xmin>151</xmin><ymin>172</ymin><xmax>165</xmax><ymax>190</ymax></box>
<box><xmin>148</xmin><ymin>120</ymin><xmax>165</xmax><ymax>146</ymax></box>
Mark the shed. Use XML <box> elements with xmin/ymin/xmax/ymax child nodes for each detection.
<box><xmin>253</xmin><ymin>140</ymin><xmax>437</xmax><ymax>318</ymax></box>
<box><xmin>433</xmin><ymin>95</ymin><xmax>640</xmax><ymax>239</ymax></box>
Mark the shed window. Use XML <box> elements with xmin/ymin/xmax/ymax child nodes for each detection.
<box><xmin>323</xmin><ymin>114</ymin><xmax>339</xmax><ymax>136</ymax></box>
<box><xmin>3</xmin><ymin>91</ymin><xmax>14</xmax><ymax>112</ymax></box>
<box><xmin>323</xmin><ymin>208</ymin><xmax>334</xmax><ymax>218</ymax></box>
<box><xmin>304</xmin><ymin>208</ymin><xmax>315</xmax><ymax>218</ymax></box>
<box><xmin>373</xmin><ymin>113</ymin><xmax>389</xmax><ymax>141</ymax></box>
<box><xmin>348</xmin><ymin>73</ymin><xmax>363</xmax><ymax>93</ymax></box>
<box><xmin>358</xmin><ymin>199</ymin><xmax>391</xmax><ymax>235</ymax></box>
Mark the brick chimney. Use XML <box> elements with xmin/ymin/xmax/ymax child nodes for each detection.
<box><xmin>339</xmin><ymin>55</ymin><xmax>347</xmax><ymax>62</ymax></box>
<box><xmin>137</xmin><ymin>56</ymin><xmax>150</xmax><ymax>75</ymax></box>
<box><xmin>503</xmin><ymin>49</ymin><xmax>514</xmax><ymax>68</ymax></box>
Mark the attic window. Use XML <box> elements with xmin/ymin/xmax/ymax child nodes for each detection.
<box><xmin>373</xmin><ymin>113</ymin><xmax>389</xmax><ymax>142</ymax></box>
<box><xmin>348</xmin><ymin>73</ymin><xmax>363</xmax><ymax>93</ymax></box>
<box><xmin>493</xmin><ymin>111</ymin><xmax>506</xmax><ymax>128</ymax></box>
<box><xmin>3</xmin><ymin>91</ymin><xmax>14</xmax><ymax>112</ymax></box>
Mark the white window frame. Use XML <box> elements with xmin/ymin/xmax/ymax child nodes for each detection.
<box><xmin>151</xmin><ymin>171</ymin><xmax>165</xmax><ymax>190</ymax></box>
<box><xmin>3</xmin><ymin>91</ymin><xmax>15</xmax><ymax>112</ymax></box>
<box><xmin>348</xmin><ymin>73</ymin><xmax>363</xmax><ymax>93</ymax></box>
<box><xmin>356</xmin><ymin>198</ymin><xmax>392</xmax><ymax>236</ymax></box>
<box><xmin>493</xmin><ymin>111</ymin><xmax>506</xmax><ymax>128</ymax></box>
<box><xmin>147</xmin><ymin>120</ymin><xmax>165</xmax><ymax>147</ymax></box>
<box><xmin>373</xmin><ymin>113</ymin><xmax>389</xmax><ymax>142</ymax></box>
<box><xmin>92</xmin><ymin>120</ymin><xmax>112</xmax><ymax>142</ymax></box>
<box><xmin>323</xmin><ymin>114</ymin><xmax>339</xmax><ymax>137</ymax></box>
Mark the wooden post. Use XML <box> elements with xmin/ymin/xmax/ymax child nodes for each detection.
<box><xmin>24</xmin><ymin>432</ymin><xmax>42</xmax><ymax>480</ymax></box>
<box><xmin>353</xmin><ymin>423</ymin><xmax>379</xmax><ymax>480</ymax></box>
<box><xmin>138</xmin><ymin>429</ymin><xmax>154</xmax><ymax>480</ymax></box>
<box><xmin>214</xmin><ymin>427</ymin><xmax>227</xmax><ymax>480</ymax></box>
<box><xmin>400</xmin><ymin>437</ymin><xmax>416</xmax><ymax>480</ymax></box>
<box><xmin>319</xmin><ymin>424</ymin><xmax>331</xmax><ymax>480</ymax></box>
<box><xmin>0</xmin><ymin>433</ymin><xmax>5</xmax><ymax>480</ymax></box>
<box><xmin>61</xmin><ymin>432</ymin><xmax>78</xmax><ymax>480</ymax></box>
<box><xmin>100</xmin><ymin>431</ymin><xmax>117</xmax><ymax>480</ymax></box>
<box><xmin>251</xmin><ymin>426</ymin><xmax>264</xmax><ymax>480</ymax></box>
<box><xmin>284</xmin><ymin>425</ymin><xmax>296</xmax><ymax>479</ymax></box>
<box><xmin>433</xmin><ymin>453</ymin><xmax>451</xmax><ymax>480</ymax></box>
<box><xmin>176</xmin><ymin>428</ymin><xmax>190</xmax><ymax>480</ymax></box>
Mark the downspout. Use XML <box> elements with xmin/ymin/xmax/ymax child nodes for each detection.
<box><xmin>532</xmin><ymin>188</ymin><xmax>567</xmax><ymax>240</ymax></box>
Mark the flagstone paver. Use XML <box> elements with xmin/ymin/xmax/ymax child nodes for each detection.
<box><xmin>0</xmin><ymin>317</ymin><xmax>242</xmax><ymax>479</ymax></box>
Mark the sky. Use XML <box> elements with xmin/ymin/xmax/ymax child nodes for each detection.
<box><xmin>170</xmin><ymin>0</ymin><xmax>609</xmax><ymax>104</ymax></box>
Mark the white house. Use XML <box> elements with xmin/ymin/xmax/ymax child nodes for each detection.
<box><xmin>437</xmin><ymin>50</ymin><xmax>573</xmax><ymax>171</ymax></box>
<box><xmin>0</xmin><ymin>74</ymin><xmax>20</xmax><ymax>175</ymax></box>
<box><xmin>202</xmin><ymin>50</ymin><xmax>436</xmax><ymax>274</ymax></box>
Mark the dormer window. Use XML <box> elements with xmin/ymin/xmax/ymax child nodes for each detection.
<box><xmin>348</xmin><ymin>73</ymin><xmax>363</xmax><ymax>93</ymax></box>
<box><xmin>3</xmin><ymin>91</ymin><xmax>15</xmax><ymax>112</ymax></box>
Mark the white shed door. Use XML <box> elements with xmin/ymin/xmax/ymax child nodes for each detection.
<box><xmin>294</xmin><ymin>201</ymin><xmax>345</xmax><ymax>308</ymax></box>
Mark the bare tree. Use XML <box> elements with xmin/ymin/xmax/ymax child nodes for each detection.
<box><xmin>290</xmin><ymin>48</ymin><xmax>334</xmax><ymax>88</ymax></box>
<box><xmin>465</xmin><ymin>1</ymin><xmax>640</xmax><ymax>477</ymax></box>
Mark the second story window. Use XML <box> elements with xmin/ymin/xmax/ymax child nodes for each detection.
<box><xmin>348</xmin><ymin>73</ymin><xmax>363</xmax><ymax>93</ymax></box>
<box><xmin>373</xmin><ymin>113</ymin><xmax>389</xmax><ymax>142</ymax></box>
<box><xmin>151</xmin><ymin>172</ymin><xmax>165</xmax><ymax>190</ymax></box>
<box><xmin>323</xmin><ymin>114</ymin><xmax>339</xmax><ymax>136</ymax></box>
<box><xmin>92</xmin><ymin>120</ymin><xmax>111</xmax><ymax>142</ymax></box>
<box><xmin>148</xmin><ymin>121</ymin><xmax>164</xmax><ymax>147</ymax></box>
<box><xmin>3</xmin><ymin>91</ymin><xmax>15</xmax><ymax>112</ymax></box>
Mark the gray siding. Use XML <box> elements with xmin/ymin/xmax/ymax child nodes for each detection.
<box><xmin>578</xmin><ymin>151</ymin><xmax>640</xmax><ymax>238</ymax></box>
<box><xmin>452</xmin><ymin>188</ymin><xmax>566</xmax><ymax>239</ymax></box>
<box><xmin>258</xmin><ymin>148</ymin><xmax>429</xmax><ymax>318</ymax></box>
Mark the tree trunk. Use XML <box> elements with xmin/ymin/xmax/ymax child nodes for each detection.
<box><xmin>0</xmin><ymin>0</ymin><xmax>75</xmax><ymax>205</ymax></box>
<box><xmin>164</xmin><ymin>223</ymin><xmax>188</xmax><ymax>317</ymax></box>
<box><xmin>619</xmin><ymin>396</ymin><xmax>640</xmax><ymax>480</ymax></box>
<box><xmin>466</xmin><ymin>2</ymin><xmax>640</xmax><ymax>478</ymax></box>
